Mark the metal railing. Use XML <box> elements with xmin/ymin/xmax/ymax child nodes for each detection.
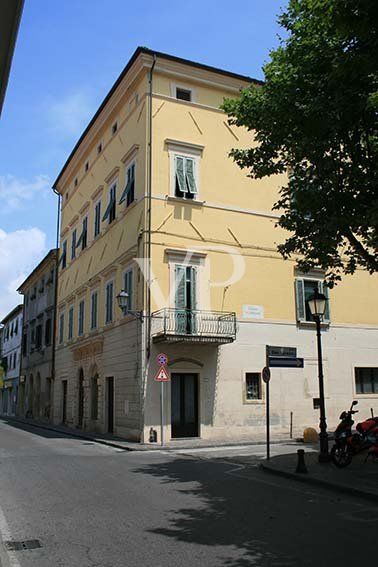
<box><xmin>151</xmin><ymin>308</ymin><xmax>237</xmax><ymax>342</ymax></box>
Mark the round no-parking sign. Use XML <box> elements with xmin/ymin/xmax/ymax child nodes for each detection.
<box><xmin>156</xmin><ymin>353</ymin><xmax>168</xmax><ymax>366</ymax></box>
<box><xmin>262</xmin><ymin>366</ymin><xmax>271</xmax><ymax>383</ymax></box>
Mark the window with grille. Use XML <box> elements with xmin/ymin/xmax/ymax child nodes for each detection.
<box><xmin>245</xmin><ymin>373</ymin><xmax>262</xmax><ymax>401</ymax></box>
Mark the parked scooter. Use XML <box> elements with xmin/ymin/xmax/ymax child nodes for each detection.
<box><xmin>331</xmin><ymin>401</ymin><xmax>378</xmax><ymax>467</ymax></box>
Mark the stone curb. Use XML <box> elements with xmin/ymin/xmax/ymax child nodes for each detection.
<box><xmin>2</xmin><ymin>416</ymin><xmax>137</xmax><ymax>451</ymax></box>
<box><xmin>260</xmin><ymin>461</ymin><xmax>378</xmax><ymax>504</ymax></box>
<box><xmin>2</xmin><ymin>416</ymin><xmax>295</xmax><ymax>452</ymax></box>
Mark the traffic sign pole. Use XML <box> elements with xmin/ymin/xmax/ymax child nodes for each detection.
<box><xmin>264</xmin><ymin>350</ymin><xmax>271</xmax><ymax>461</ymax></box>
<box><xmin>266</xmin><ymin>379</ymin><xmax>270</xmax><ymax>460</ymax></box>
<box><xmin>160</xmin><ymin>381</ymin><xmax>164</xmax><ymax>447</ymax></box>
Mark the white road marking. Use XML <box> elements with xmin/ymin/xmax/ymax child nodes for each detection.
<box><xmin>0</xmin><ymin>504</ymin><xmax>22</xmax><ymax>567</ymax></box>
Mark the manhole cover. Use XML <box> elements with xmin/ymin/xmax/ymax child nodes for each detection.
<box><xmin>4</xmin><ymin>540</ymin><xmax>42</xmax><ymax>551</ymax></box>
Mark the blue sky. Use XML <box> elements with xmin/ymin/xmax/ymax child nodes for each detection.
<box><xmin>0</xmin><ymin>0</ymin><xmax>285</xmax><ymax>318</ymax></box>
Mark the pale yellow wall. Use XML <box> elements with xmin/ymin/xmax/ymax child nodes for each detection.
<box><xmin>56</xmin><ymin>73</ymin><xmax>149</xmax><ymax>340</ymax></box>
<box><xmin>150</xmin><ymin>71</ymin><xmax>378</xmax><ymax>326</ymax></box>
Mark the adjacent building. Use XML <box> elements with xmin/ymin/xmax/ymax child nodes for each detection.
<box><xmin>52</xmin><ymin>47</ymin><xmax>378</xmax><ymax>443</ymax></box>
<box><xmin>0</xmin><ymin>0</ymin><xmax>24</xmax><ymax>115</ymax></box>
<box><xmin>0</xmin><ymin>305</ymin><xmax>23</xmax><ymax>415</ymax></box>
<box><xmin>17</xmin><ymin>249</ymin><xmax>58</xmax><ymax>421</ymax></box>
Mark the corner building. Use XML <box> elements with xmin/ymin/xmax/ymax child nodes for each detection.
<box><xmin>53</xmin><ymin>48</ymin><xmax>378</xmax><ymax>443</ymax></box>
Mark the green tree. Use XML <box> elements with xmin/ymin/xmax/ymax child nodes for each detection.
<box><xmin>223</xmin><ymin>0</ymin><xmax>378</xmax><ymax>285</ymax></box>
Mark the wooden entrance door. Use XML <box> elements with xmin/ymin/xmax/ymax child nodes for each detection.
<box><xmin>107</xmin><ymin>377</ymin><xmax>114</xmax><ymax>433</ymax></box>
<box><xmin>171</xmin><ymin>373</ymin><xmax>199</xmax><ymax>438</ymax></box>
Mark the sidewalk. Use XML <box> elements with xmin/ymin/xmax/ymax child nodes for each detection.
<box><xmin>1</xmin><ymin>415</ymin><xmax>293</xmax><ymax>452</ymax></box>
<box><xmin>261</xmin><ymin>449</ymin><xmax>378</xmax><ymax>502</ymax></box>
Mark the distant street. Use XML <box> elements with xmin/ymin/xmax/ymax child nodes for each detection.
<box><xmin>0</xmin><ymin>419</ymin><xmax>377</xmax><ymax>567</ymax></box>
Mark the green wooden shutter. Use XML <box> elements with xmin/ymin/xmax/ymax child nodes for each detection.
<box><xmin>189</xmin><ymin>267</ymin><xmax>197</xmax><ymax>334</ymax></box>
<box><xmin>175</xmin><ymin>265</ymin><xmax>186</xmax><ymax>333</ymax></box>
<box><xmin>175</xmin><ymin>156</ymin><xmax>186</xmax><ymax>193</ymax></box>
<box><xmin>175</xmin><ymin>265</ymin><xmax>186</xmax><ymax>309</ymax></box>
<box><xmin>119</xmin><ymin>168</ymin><xmax>132</xmax><ymax>204</ymax></box>
<box><xmin>189</xmin><ymin>267</ymin><xmax>197</xmax><ymax>310</ymax></box>
<box><xmin>124</xmin><ymin>270</ymin><xmax>133</xmax><ymax>311</ymax></box>
<box><xmin>319</xmin><ymin>281</ymin><xmax>331</xmax><ymax>323</ymax></box>
<box><xmin>295</xmin><ymin>279</ymin><xmax>305</xmax><ymax>322</ymax></box>
<box><xmin>102</xmin><ymin>199</ymin><xmax>112</xmax><ymax>222</ymax></box>
<box><xmin>185</xmin><ymin>158</ymin><xmax>197</xmax><ymax>194</ymax></box>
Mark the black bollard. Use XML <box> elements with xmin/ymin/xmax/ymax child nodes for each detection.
<box><xmin>149</xmin><ymin>427</ymin><xmax>157</xmax><ymax>443</ymax></box>
<box><xmin>296</xmin><ymin>449</ymin><xmax>308</xmax><ymax>474</ymax></box>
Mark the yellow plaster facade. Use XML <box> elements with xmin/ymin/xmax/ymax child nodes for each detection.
<box><xmin>53</xmin><ymin>48</ymin><xmax>378</xmax><ymax>443</ymax></box>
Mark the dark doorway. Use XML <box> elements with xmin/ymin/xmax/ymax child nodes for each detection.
<box><xmin>106</xmin><ymin>377</ymin><xmax>114</xmax><ymax>433</ymax></box>
<box><xmin>171</xmin><ymin>373</ymin><xmax>199</xmax><ymax>438</ymax></box>
<box><xmin>78</xmin><ymin>370</ymin><xmax>84</xmax><ymax>428</ymax></box>
<box><xmin>62</xmin><ymin>380</ymin><xmax>67</xmax><ymax>424</ymax></box>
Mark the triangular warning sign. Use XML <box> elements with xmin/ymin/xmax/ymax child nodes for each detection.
<box><xmin>155</xmin><ymin>366</ymin><xmax>170</xmax><ymax>382</ymax></box>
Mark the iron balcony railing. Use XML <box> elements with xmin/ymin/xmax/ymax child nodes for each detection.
<box><xmin>151</xmin><ymin>308</ymin><xmax>237</xmax><ymax>344</ymax></box>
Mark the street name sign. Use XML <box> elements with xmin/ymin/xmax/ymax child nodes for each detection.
<box><xmin>268</xmin><ymin>357</ymin><xmax>304</xmax><ymax>368</ymax></box>
<box><xmin>267</xmin><ymin>346</ymin><xmax>297</xmax><ymax>358</ymax></box>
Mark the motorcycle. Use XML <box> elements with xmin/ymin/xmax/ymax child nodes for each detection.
<box><xmin>331</xmin><ymin>401</ymin><xmax>378</xmax><ymax>468</ymax></box>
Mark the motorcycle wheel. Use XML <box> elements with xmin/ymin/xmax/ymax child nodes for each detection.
<box><xmin>331</xmin><ymin>444</ymin><xmax>352</xmax><ymax>468</ymax></box>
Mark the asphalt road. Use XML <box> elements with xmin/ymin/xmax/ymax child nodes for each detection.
<box><xmin>0</xmin><ymin>419</ymin><xmax>376</xmax><ymax>567</ymax></box>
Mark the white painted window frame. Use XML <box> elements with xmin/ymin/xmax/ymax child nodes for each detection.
<box><xmin>170</xmin><ymin>81</ymin><xmax>196</xmax><ymax>103</ymax></box>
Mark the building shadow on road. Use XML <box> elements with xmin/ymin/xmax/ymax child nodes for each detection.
<box><xmin>0</xmin><ymin>416</ymin><xmax>83</xmax><ymax>440</ymax></box>
<box><xmin>132</xmin><ymin>456</ymin><xmax>310</xmax><ymax>567</ymax></box>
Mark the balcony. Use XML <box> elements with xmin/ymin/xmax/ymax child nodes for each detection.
<box><xmin>151</xmin><ymin>308</ymin><xmax>237</xmax><ymax>344</ymax></box>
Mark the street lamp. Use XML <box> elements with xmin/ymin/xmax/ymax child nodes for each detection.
<box><xmin>116</xmin><ymin>290</ymin><xmax>144</xmax><ymax>321</ymax></box>
<box><xmin>308</xmin><ymin>289</ymin><xmax>330</xmax><ymax>462</ymax></box>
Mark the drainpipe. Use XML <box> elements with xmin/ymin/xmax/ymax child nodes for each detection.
<box><xmin>51</xmin><ymin>188</ymin><xmax>61</xmax><ymax>422</ymax></box>
<box><xmin>146</xmin><ymin>53</ymin><xmax>156</xmax><ymax>358</ymax></box>
<box><xmin>140</xmin><ymin>54</ymin><xmax>156</xmax><ymax>443</ymax></box>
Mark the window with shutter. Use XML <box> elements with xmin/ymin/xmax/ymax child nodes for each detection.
<box><xmin>94</xmin><ymin>201</ymin><xmax>101</xmax><ymax>237</ymax></box>
<box><xmin>175</xmin><ymin>156</ymin><xmax>186</xmax><ymax>195</ymax></box>
<box><xmin>123</xmin><ymin>269</ymin><xmax>133</xmax><ymax>312</ymax></box>
<box><xmin>68</xmin><ymin>307</ymin><xmax>74</xmax><ymax>340</ymax></box>
<box><xmin>295</xmin><ymin>278</ymin><xmax>331</xmax><ymax>323</ymax></box>
<box><xmin>119</xmin><ymin>163</ymin><xmax>135</xmax><ymax>207</ymax></box>
<box><xmin>71</xmin><ymin>229</ymin><xmax>77</xmax><ymax>260</ymax></box>
<box><xmin>295</xmin><ymin>279</ymin><xmax>305</xmax><ymax>322</ymax></box>
<box><xmin>102</xmin><ymin>184</ymin><xmax>116</xmax><ymax>224</ymax></box>
<box><xmin>59</xmin><ymin>313</ymin><xmax>64</xmax><ymax>344</ymax></box>
<box><xmin>185</xmin><ymin>158</ymin><xmax>197</xmax><ymax>194</ymax></box>
<box><xmin>105</xmin><ymin>282</ymin><xmax>114</xmax><ymax>324</ymax></box>
<box><xmin>174</xmin><ymin>155</ymin><xmax>198</xmax><ymax>199</ymax></box>
<box><xmin>78</xmin><ymin>300</ymin><xmax>85</xmax><ymax>336</ymax></box>
<box><xmin>91</xmin><ymin>291</ymin><xmax>98</xmax><ymax>330</ymax></box>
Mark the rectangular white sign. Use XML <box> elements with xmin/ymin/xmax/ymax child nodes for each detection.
<box><xmin>242</xmin><ymin>304</ymin><xmax>264</xmax><ymax>319</ymax></box>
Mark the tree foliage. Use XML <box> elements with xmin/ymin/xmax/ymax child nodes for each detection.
<box><xmin>223</xmin><ymin>0</ymin><xmax>378</xmax><ymax>285</ymax></box>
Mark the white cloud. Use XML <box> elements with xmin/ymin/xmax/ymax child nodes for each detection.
<box><xmin>0</xmin><ymin>228</ymin><xmax>47</xmax><ymax>320</ymax></box>
<box><xmin>0</xmin><ymin>174</ymin><xmax>50</xmax><ymax>213</ymax></box>
<box><xmin>47</xmin><ymin>91</ymin><xmax>93</xmax><ymax>138</ymax></box>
